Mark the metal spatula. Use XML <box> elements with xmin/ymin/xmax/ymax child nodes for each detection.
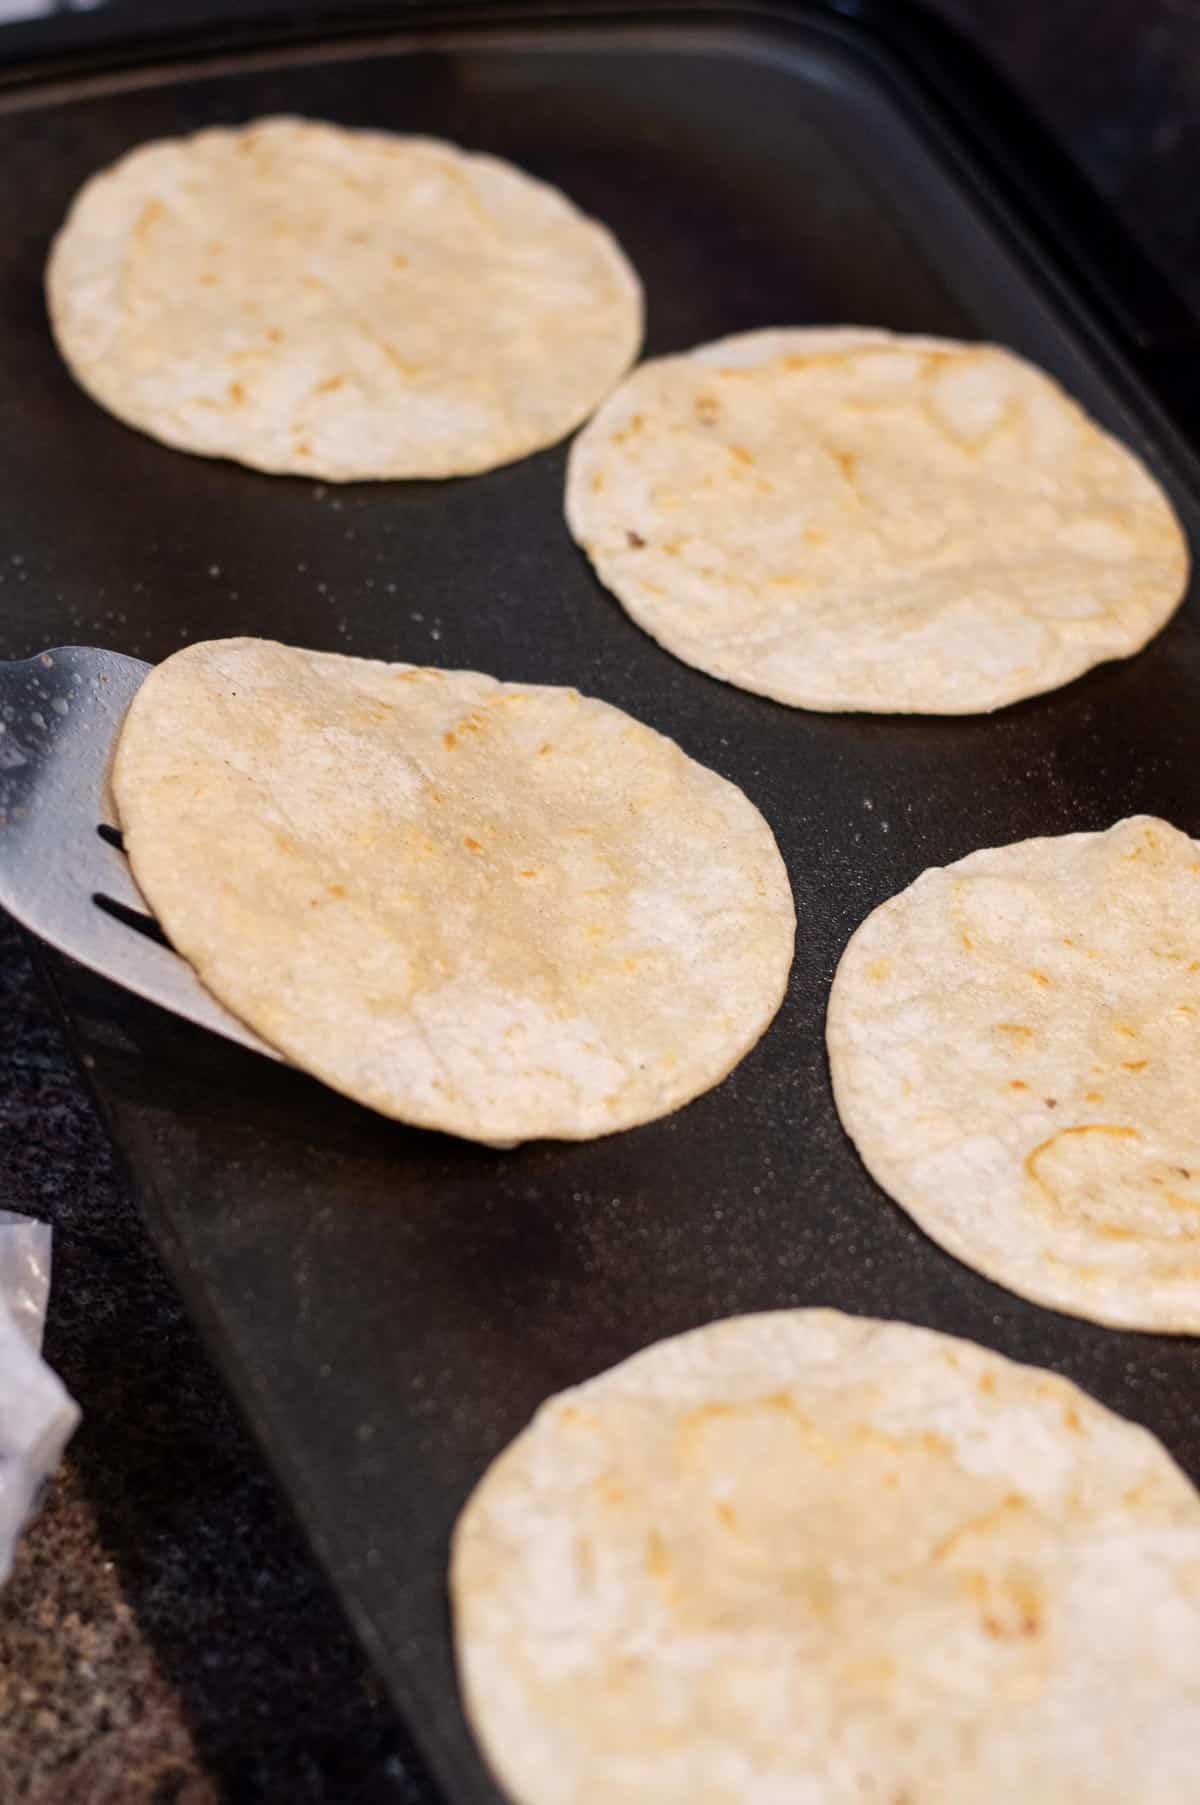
<box><xmin>0</xmin><ymin>647</ymin><xmax>277</xmax><ymax>1058</ymax></box>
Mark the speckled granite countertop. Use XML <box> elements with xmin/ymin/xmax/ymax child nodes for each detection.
<box><xmin>2</xmin><ymin>3</ymin><xmax>1198</xmax><ymax>1800</ymax></box>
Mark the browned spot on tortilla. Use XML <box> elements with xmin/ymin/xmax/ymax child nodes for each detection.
<box><xmin>964</xmin><ymin>1570</ymin><xmax>1044</xmax><ymax>1642</ymax></box>
<box><xmin>1009</xmin><ymin>1080</ymin><xmax>1028</xmax><ymax>1091</ymax></box>
<box><xmin>677</xmin><ymin>1401</ymin><xmax>740</xmax><ymax>1440</ymax></box>
<box><xmin>443</xmin><ymin>731</ymin><xmax>457</xmax><ymax>749</ymax></box>
<box><xmin>997</xmin><ymin>1022</ymin><xmax>1034</xmax><ymax>1041</ymax></box>
<box><xmin>934</xmin><ymin>1493</ymin><xmax>1031</xmax><ymax>1564</ymax></box>
<box><xmin>294</xmin><ymin>439</ymin><xmax>312</xmax><ymax>456</ymax></box>
<box><xmin>960</xmin><ymin>932</ymin><xmax>975</xmax><ymax>952</ymax></box>
<box><xmin>266</xmin><ymin>327</ymin><xmax>284</xmax><ymax>344</ymax></box>
<box><xmin>626</xmin><ymin>529</ymin><xmax>646</xmax><ymax>549</ymax></box>
<box><xmin>314</xmin><ymin>374</ymin><xmax>345</xmax><ymax>394</ymax></box>
<box><xmin>590</xmin><ymin>471</ymin><xmax>606</xmax><ymax>494</ymax></box>
<box><xmin>730</xmin><ymin>444</ymin><xmax>754</xmax><ymax>466</ymax></box>
<box><xmin>1123</xmin><ymin>1059</ymin><xmax>1149</xmax><ymax>1072</ymax></box>
<box><xmin>380</xmin><ymin>343</ymin><xmax>421</xmax><ymax>376</ymax></box>
<box><xmin>694</xmin><ymin>395</ymin><xmax>720</xmax><ymax>426</ymax></box>
<box><xmin>463</xmin><ymin>836</ymin><xmax>482</xmax><ymax>852</ymax></box>
<box><xmin>715</xmin><ymin>1501</ymin><xmax>737</xmax><ymax>1528</ymax></box>
<box><xmin>1028</xmin><ymin>970</ymin><xmax>1051</xmax><ymax>988</ymax></box>
<box><xmin>805</xmin><ymin>528</ymin><xmax>828</xmax><ymax>545</ymax></box>
<box><xmin>1026</xmin><ymin>1123</ymin><xmax>1138</xmax><ymax>1191</ymax></box>
<box><xmin>832</xmin><ymin>447</ymin><xmax>857</xmax><ymax>482</ymax></box>
<box><xmin>758</xmin><ymin>1389</ymin><xmax>802</xmax><ymax>1416</ymax></box>
<box><xmin>134</xmin><ymin>200</ymin><xmax>165</xmax><ymax>238</ymax></box>
<box><xmin>646</xmin><ymin>1530</ymin><xmax>669</xmax><ymax>1578</ymax></box>
<box><xmin>392</xmin><ymin>253</ymin><xmax>408</xmax><ymax>269</ymax></box>
<box><xmin>978</xmin><ymin>1372</ymin><xmax>996</xmax><ymax>1395</ymax></box>
<box><xmin>1063</xmin><ymin>1405</ymin><xmax>1082</xmax><ymax>1433</ymax></box>
<box><xmin>1045</xmin><ymin>1098</ymin><xmax>1058</xmax><ymax>1109</ymax></box>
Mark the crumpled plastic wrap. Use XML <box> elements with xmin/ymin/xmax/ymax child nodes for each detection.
<box><xmin>0</xmin><ymin>1209</ymin><xmax>79</xmax><ymax>1585</ymax></box>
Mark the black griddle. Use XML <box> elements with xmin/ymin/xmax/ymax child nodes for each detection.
<box><xmin>4</xmin><ymin>6</ymin><xmax>1200</xmax><ymax>1801</ymax></box>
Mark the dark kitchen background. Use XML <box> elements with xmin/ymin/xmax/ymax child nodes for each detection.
<box><xmin>0</xmin><ymin>3</ymin><xmax>1197</xmax><ymax>1801</ymax></box>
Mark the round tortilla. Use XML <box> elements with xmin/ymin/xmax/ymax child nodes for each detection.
<box><xmin>564</xmin><ymin>327</ymin><xmax>1188</xmax><ymax>713</ymax></box>
<box><xmin>452</xmin><ymin>1308</ymin><xmax>1200</xmax><ymax>1804</ymax></box>
<box><xmin>827</xmin><ymin>816</ymin><xmax>1200</xmax><ymax>1329</ymax></box>
<box><xmin>47</xmin><ymin>117</ymin><xmax>643</xmax><ymax>480</ymax></box>
<box><xmin>111</xmin><ymin>638</ymin><xmax>793</xmax><ymax>1145</ymax></box>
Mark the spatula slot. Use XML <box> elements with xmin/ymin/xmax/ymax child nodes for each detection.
<box><xmin>92</xmin><ymin>891</ymin><xmax>171</xmax><ymax>950</ymax></box>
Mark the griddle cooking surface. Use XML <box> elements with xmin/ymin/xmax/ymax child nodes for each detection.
<box><xmin>4</xmin><ymin>11</ymin><xmax>1198</xmax><ymax>1802</ymax></box>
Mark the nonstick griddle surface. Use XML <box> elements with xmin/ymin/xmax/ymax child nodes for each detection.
<box><xmin>5</xmin><ymin>9</ymin><xmax>1200</xmax><ymax>1802</ymax></box>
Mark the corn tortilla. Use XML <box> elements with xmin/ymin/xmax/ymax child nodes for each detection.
<box><xmin>111</xmin><ymin>638</ymin><xmax>794</xmax><ymax>1144</ymax></box>
<box><xmin>452</xmin><ymin>1308</ymin><xmax>1200</xmax><ymax>1803</ymax></box>
<box><xmin>565</xmin><ymin>328</ymin><xmax>1188</xmax><ymax>713</ymax></box>
<box><xmin>827</xmin><ymin>816</ymin><xmax>1200</xmax><ymax>1328</ymax></box>
<box><xmin>48</xmin><ymin>117</ymin><xmax>643</xmax><ymax>479</ymax></box>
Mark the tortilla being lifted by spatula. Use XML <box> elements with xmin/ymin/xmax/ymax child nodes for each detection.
<box><xmin>112</xmin><ymin>638</ymin><xmax>794</xmax><ymax>1145</ymax></box>
<box><xmin>47</xmin><ymin>117</ymin><xmax>643</xmax><ymax>480</ymax></box>
<box><xmin>565</xmin><ymin>328</ymin><xmax>1188</xmax><ymax>713</ymax></box>
<box><xmin>828</xmin><ymin>816</ymin><xmax>1200</xmax><ymax>1328</ymax></box>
